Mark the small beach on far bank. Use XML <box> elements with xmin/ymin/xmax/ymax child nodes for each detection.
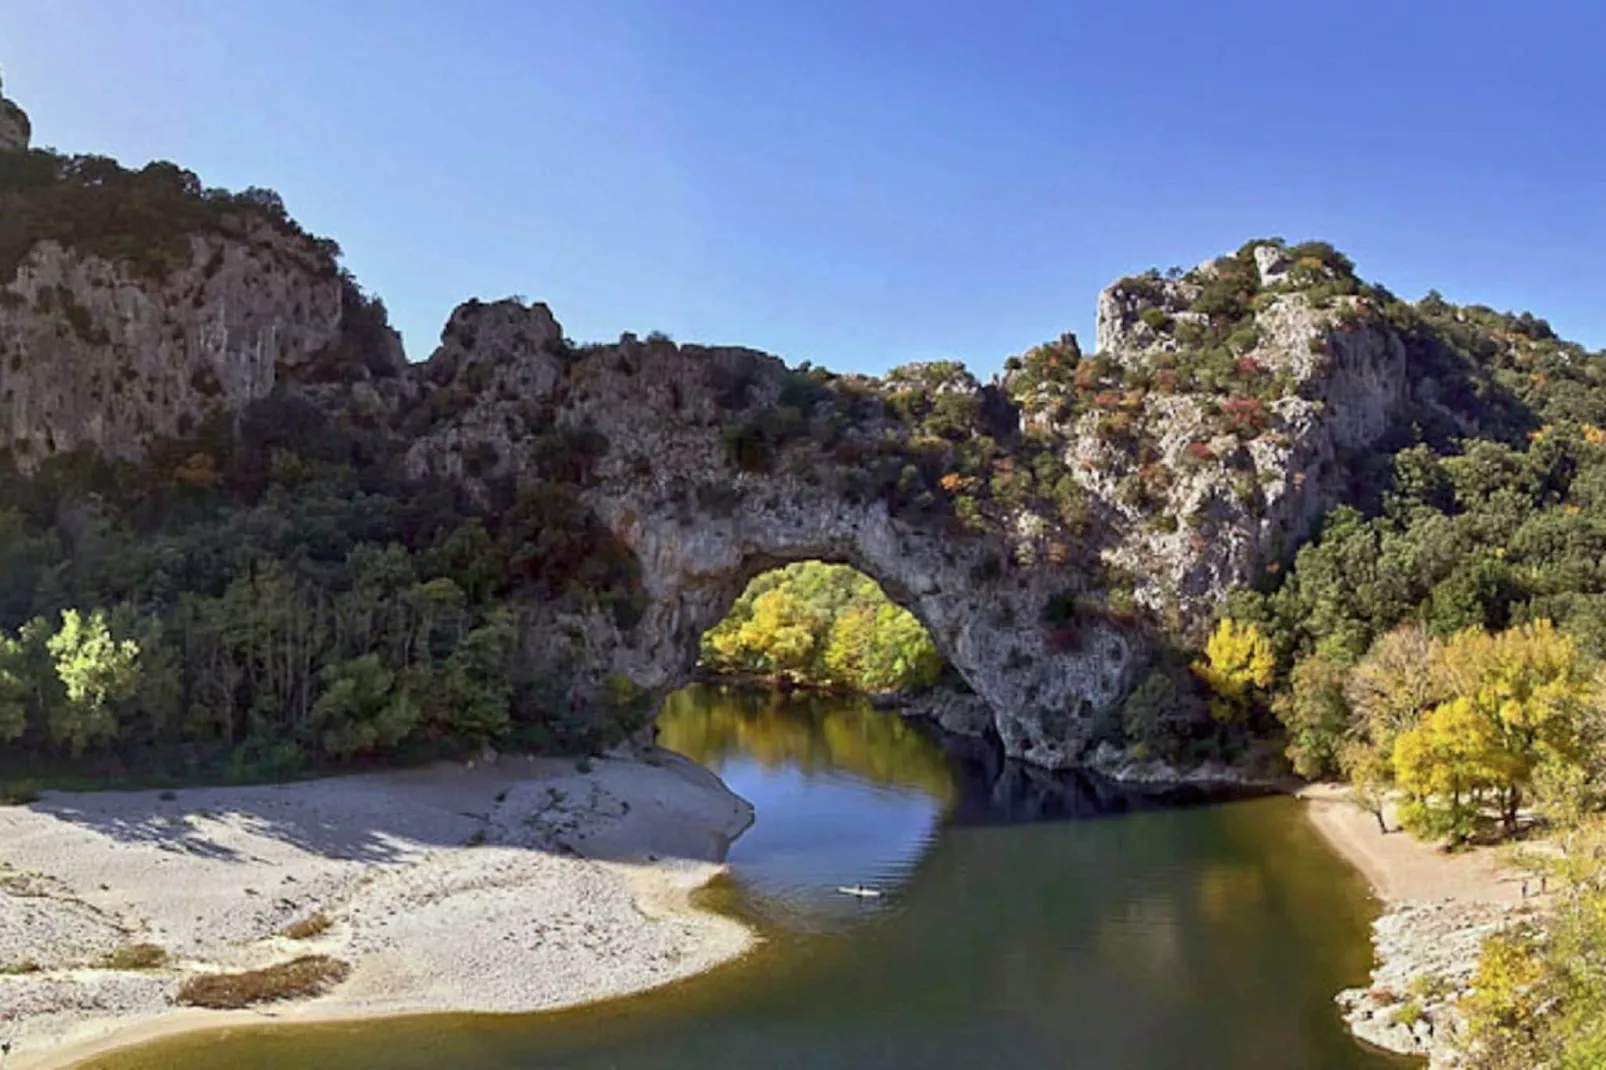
<box><xmin>1297</xmin><ymin>783</ymin><xmax>1523</xmax><ymax>906</ymax></box>
<box><xmin>0</xmin><ymin>750</ymin><xmax>757</xmax><ymax>1070</ymax></box>
<box><xmin>1296</xmin><ymin>783</ymin><xmax>1543</xmax><ymax>1066</ymax></box>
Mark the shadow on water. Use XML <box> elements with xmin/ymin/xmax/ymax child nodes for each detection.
<box><xmin>86</xmin><ymin>685</ymin><xmax>1418</xmax><ymax>1070</ymax></box>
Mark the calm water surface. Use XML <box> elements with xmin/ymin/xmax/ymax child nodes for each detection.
<box><xmin>88</xmin><ymin>686</ymin><xmax>1413</xmax><ymax>1070</ymax></box>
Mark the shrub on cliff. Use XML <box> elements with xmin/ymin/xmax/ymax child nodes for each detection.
<box><xmin>0</xmin><ymin>150</ymin><xmax>339</xmax><ymax>284</ymax></box>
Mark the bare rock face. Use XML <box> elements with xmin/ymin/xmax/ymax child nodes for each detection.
<box><xmin>0</xmin><ymin>233</ymin><xmax>350</xmax><ymax>469</ymax></box>
<box><xmin>1088</xmin><ymin>296</ymin><xmax>1407</xmax><ymax>619</ymax></box>
<box><xmin>0</xmin><ymin>89</ymin><xmax>29</xmax><ymax>153</ymax></box>
<box><xmin>1066</xmin><ymin>249</ymin><xmax>1409</xmax><ymax>628</ymax></box>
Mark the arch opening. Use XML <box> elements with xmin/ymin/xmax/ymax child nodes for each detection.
<box><xmin>694</xmin><ymin>561</ymin><xmax>946</xmax><ymax>697</ymax></box>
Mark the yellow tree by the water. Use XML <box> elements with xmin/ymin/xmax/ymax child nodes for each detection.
<box><xmin>1392</xmin><ymin>621</ymin><xmax>1594</xmax><ymax>842</ymax></box>
<box><xmin>709</xmin><ymin>586</ymin><xmax>820</xmax><ymax>680</ymax></box>
<box><xmin>1192</xmin><ymin>618</ymin><xmax>1274</xmax><ymax>727</ymax></box>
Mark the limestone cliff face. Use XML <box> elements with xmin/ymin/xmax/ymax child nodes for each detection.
<box><xmin>1072</xmin><ymin>250</ymin><xmax>1409</xmax><ymax>627</ymax></box>
<box><xmin>0</xmin><ymin>233</ymin><xmax>360</xmax><ymax>467</ymax></box>
<box><xmin>0</xmin><ymin>84</ymin><xmax>405</xmax><ymax>471</ymax></box>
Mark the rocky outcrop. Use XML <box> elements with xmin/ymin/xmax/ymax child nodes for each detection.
<box><xmin>1066</xmin><ymin>249</ymin><xmax>1410</xmax><ymax>622</ymax></box>
<box><xmin>895</xmin><ymin>688</ymin><xmax>997</xmax><ymax>738</ymax></box>
<box><xmin>0</xmin><ymin>234</ymin><xmax>359</xmax><ymax>468</ymax></box>
<box><xmin>0</xmin><ymin>87</ymin><xmax>28</xmax><ymax>153</ymax></box>
<box><xmin>402</xmin><ymin>304</ymin><xmax>1137</xmax><ymax>769</ymax></box>
<box><xmin>1083</xmin><ymin>742</ymin><xmax>1286</xmax><ymax>789</ymax></box>
<box><xmin>0</xmin><ymin>84</ymin><xmax>405</xmax><ymax>472</ymax></box>
<box><xmin>396</xmin><ymin>269</ymin><xmax>1411</xmax><ymax>767</ymax></box>
<box><xmin>1336</xmin><ymin>900</ymin><xmax>1527</xmax><ymax>1068</ymax></box>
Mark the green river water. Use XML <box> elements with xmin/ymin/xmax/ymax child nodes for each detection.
<box><xmin>87</xmin><ymin>686</ymin><xmax>1414</xmax><ymax>1070</ymax></box>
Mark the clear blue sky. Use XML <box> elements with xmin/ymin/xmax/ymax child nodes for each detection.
<box><xmin>2</xmin><ymin>1</ymin><xmax>1602</xmax><ymax>374</ymax></box>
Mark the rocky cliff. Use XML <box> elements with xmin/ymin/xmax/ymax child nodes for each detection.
<box><xmin>0</xmin><ymin>83</ymin><xmax>1421</xmax><ymax>768</ymax></box>
<box><xmin>0</xmin><ymin>86</ymin><xmax>406</xmax><ymax>472</ymax></box>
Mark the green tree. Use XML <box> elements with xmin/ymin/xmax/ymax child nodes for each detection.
<box><xmin>1273</xmin><ymin>653</ymin><xmax>1352</xmax><ymax>779</ymax></box>
<box><xmin>311</xmin><ymin>654</ymin><xmax>417</xmax><ymax>758</ymax></box>
<box><xmin>45</xmin><ymin>609</ymin><xmax>141</xmax><ymax>756</ymax></box>
<box><xmin>0</xmin><ymin>631</ymin><xmax>31</xmax><ymax>741</ymax></box>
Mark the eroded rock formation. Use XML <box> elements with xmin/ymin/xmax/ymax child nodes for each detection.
<box><xmin>0</xmin><ymin>85</ymin><xmax>28</xmax><ymax>154</ymax></box>
<box><xmin>396</xmin><ymin>265</ymin><xmax>1409</xmax><ymax>766</ymax></box>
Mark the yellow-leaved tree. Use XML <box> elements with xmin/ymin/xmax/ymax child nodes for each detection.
<box><xmin>727</xmin><ymin>587</ymin><xmax>819</xmax><ymax>681</ymax></box>
<box><xmin>1393</xmin><ymin>621</ymin><xmax>1593</xmax><ymax>843</ymax></box>
<box><xmin>1192</xmin><ymin>618</ymin><xmax>1275</xmax><ymax>727</ymax></box>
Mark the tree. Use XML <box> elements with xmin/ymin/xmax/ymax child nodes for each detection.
<box><xmin>1436</xmin><ymin>621</ymin><xmax>1592</xmax><ymax>833</ymax></box>
<box><xmin>862</xmin><ymin>602</ymin><xmax>942</xmax><ymax>692</ymax></box>
<box><xmin>1341</xmin><ymin>739</ymin><xmax>1395</xmax><ymax>834</ymax></box>
<box><xmin>1393</xmin><ymin>697</ymin><xmax>1502</xmax><ymax>844</ymax></box>
<box><xmin>1345</xmin><ymin>623</ymin><xmax>1444</xmax><ymax>745</ymax></box>
<box><xmin>700</xmin><ymin>563</ymin><xmax>941</xmax><ymax>693</ymax></box>
<box><xmin>822</xmin><ymin>605</ymin><xmax>873</xmax><ymax>689</ymax></box>
<box><xmin>0</xmin><ymin>631</ymin><xmax>30</xmax><ymax>741</ymax></box>
<box><xmin>1192</xmin><ymin>618</ymin><xmax>1274</xmax><ymax>727</ymax></box>
<box><xmin>1120</xmin><ymin>663</ymin><xmax>1210</xmax><ymax>763</ymax></box>
<box><xmin>1273</xmin><ymin>653</ymin><xmax>1352</xmax><ymax>778</ymax></box>
<box><xmin>45</xmin><ymin>609</ymin><xmax>141</xmax><ymax>756</ymax></box>
<box><xmin>431</xmin><ymin>608</ymin><xmax>514</xmax><ymax>743</ymax></box>
<box><xmin>310</xmin><ymin>654</ymin><xmax>417</xmax><ymax>758</ymax></box>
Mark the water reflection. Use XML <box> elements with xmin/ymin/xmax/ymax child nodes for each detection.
<box><xmin>658</xmin><ymin>685</ymin><xmax>957</xmax><ymax>805</ymax></box>
<box><xmin>658</xmin><ymin>686</ymin><xmax>951</xmax><ymax>930</ymax></box>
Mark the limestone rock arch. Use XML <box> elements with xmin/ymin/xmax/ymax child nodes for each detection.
<box><xmin>404</xmin><ymin>301</ymin><xmax>1138</xmax><ymax>768</ymax></box>
<box><xmin>401</xmin><ymin>263</ymin><xmax>1408</xmax><ymax>769</ymax></box>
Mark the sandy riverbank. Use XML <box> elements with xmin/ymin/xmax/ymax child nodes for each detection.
<box><xmin>1297</xmin><ymin>783</ymin><xmax>1524</xmax><ymax>905</ymax></box>
<box><xmin>1296</xmin><ymin>783</ymin><xmax>1543</xmax><ymax>1066</ymax></box>
<box><xmin>0</xmin><ymin>749</ymin><xmax>756</xmax><ymax>1070</ymax></box>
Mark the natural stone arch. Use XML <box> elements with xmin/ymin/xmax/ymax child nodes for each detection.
<box><xmin>595</xmin><ymin>500</ymin><xmax>1134</xmax><ymax>770</ymax></box>
<box><xmin>406</xmin><ymin>301</ymin><xmax>1139</xmax><ymax>769</ymax></box>
<box><xmin>402</xmin><ymin>270</ymin><xmax>1407</xmax><ymax>769</ymax></box>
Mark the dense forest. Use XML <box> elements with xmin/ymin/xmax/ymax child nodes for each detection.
<box><xmin>698</xmin><ymin>562</ymin><xmax>942</xmax><ymax>694</ymax></box>
<box><xmin>0</xmin><ymin>431</ymin><xmax>652</xmax><ymax>794</ymax></box>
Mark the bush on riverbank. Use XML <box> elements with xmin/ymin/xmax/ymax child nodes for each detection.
<box><xmin>177</xmin><ymin>955</ymin><xmax>351</xmax><ymax>1009</ymax></box>
<box><xmin>101</xmin><ymin>943</ymin><xmax>169</xmax><ymax>970</ymax></box>
<box><xmin>1455</xmin><ymin>818</ymin><xmax>1606</xmax><ymax>1068</ymax></box>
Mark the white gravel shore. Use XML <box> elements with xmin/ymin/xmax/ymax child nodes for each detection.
<box><xmin>0</xmin><ymin>749</ymin><xmax>755</xmax><ymax>1069</ymax></box>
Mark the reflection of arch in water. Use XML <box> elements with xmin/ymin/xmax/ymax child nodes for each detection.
<box><xmin>656</xmin><ymin>685</ymin><xmax>957</xmax><ymax>807</ymax></box>
<box><xmin>940</xmin><ymin>733</ymin><xmax>1276</xmax><ymax>827</ymax></box>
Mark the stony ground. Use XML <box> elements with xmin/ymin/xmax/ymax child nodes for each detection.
<box><xmin>0</xmin><ymin>751</ymin><xmax>755</xmax><ymax>1069</ymax></box>
<box><xmin>1299</xmin><ymin>786</ymin><xmax>1545</xmax><ymax>1068</ymax></box>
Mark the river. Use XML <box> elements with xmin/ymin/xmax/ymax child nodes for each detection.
<box><xmin>84</xmin><ymin>685</ymin><xmax>1413</xmax><ymax>1070</ymax></box>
